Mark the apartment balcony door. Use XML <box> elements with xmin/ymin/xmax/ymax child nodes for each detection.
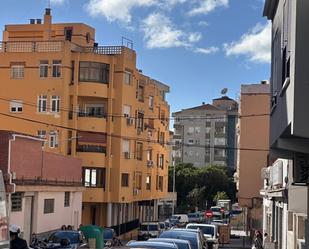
<box><xmin>91</xmin><ymin>205</ymin><xmax>97</xmax><ymax>225</ymax></box>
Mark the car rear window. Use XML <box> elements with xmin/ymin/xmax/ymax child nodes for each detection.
<box><xmin>187</xmin><ymin>226</ymin><xmax>214</xmax><ymax>236</ymax></box>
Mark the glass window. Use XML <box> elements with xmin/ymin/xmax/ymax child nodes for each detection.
<box><xmin>82</xmin><ymin>168</ymin><xmax>106</xmax><ymax>188</ymax></box>
<box><xmin>64</xmin><ymin>192</ymin><xmax>70</xmax><ymax>207</ymax></box>
<box><xmin>149</xmin><ymin>96</ymin><xmax>154</xmax><ymax>110</ymax></box>
<box><xmin>49</xmin><ymin>131</ymin><xmax>58</xmax><ymax>148</ymax></box>
<box><xmin>44</xmin><ymin>199</ymin><xmax>55</xmax><ymax>214</ymax></box>
<box><xmin>37</xmin><ymin>130</ymin><xmax>46</xmax><ymax>146</ymax></box>
<box><xmin>38</xmin><ymin>95</ymin><xmax>47</xmax><ymax>113</ymax></box>
<box><xmin>51</xmin><ymin>96</ymin><xmax>60</xmax><ymax>113</ymax></box>
<box><xmin>158</xmin><ymin>154</ymin><xmax>164</xmax><ymax>169</ymax></box>
<box><xmin>11</xmin><ymin>193</ymin><xmax>22</xmax><ymax>212</ymax></box>
<box><xmin>79</xmin><ymin>61</ymin><xmax>109</xmax><ymax>83</ymax></box>
<box><xmin>52</xmin><ymin>60</ymin><xmax>61</xmax><ymax>78</ymax></box>
<box><xmin>123</xmin><ymin>105</ymin><xmax>131</xmax><ymax>117</ymax></box>
<box><xmin>146</xmin><ymin>175</ymin><xmax>151</xmax><ymax>190</ymax></box>
<box><xmin>122</xmin><ymin>139</ymin><xmax>130</xmax><ymax>153</ymax></box>
<box><xmin>137</xmin><ymin>85</ymin><xmax>144</xmax><ymax>102</ymax></box>
<box><xmin>10</xmin><ymin>100</ymin><xmax>23</xmax><ymax>113</ymax></box>
<box><xmin>121</xmin><ymin>173</ymin><xmax>129</xmax><ymax>187</ymax></box>
<box><xmin>137</xmin><ymin>112</ymin><xmax>144</xmax><ymax>131</ymax></box>
<box><xmin>136</xmin><ymin>142</ymin><xmax>143</xmax><ymax>160</ymax></box>
<box><xmin>135</xmin><ymin>172</ymin><xmax>142</xmax><ymax>190</ymax></box>
<box><xmin>11</xmin><ymin>65</ymin><xmax>24</xmax><ymax>79</ymax></box>
<box><xmin>40</xmin><ymin>60</ymin><xmax>48</xmax><ymax>78</ymax></box>
<box><xmin>124</xmin><ymin>70</ymin><xmax>132</xmax><ymax>85</ymax></box>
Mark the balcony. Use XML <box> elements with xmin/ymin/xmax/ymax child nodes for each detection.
<box><xmin>77</xmin><ymin>113</ymin><xmax>107</xmax><ymax>133</ymax></box>
<box><xmin>83</xmin><ymin>187</ymin><xmax>108</xmax><ymax>203</ymax></box>
<box><xmin>71</xmin><ymin>43</ymin><xmax>127</xmax><ymax>55</ymax></box>
<box><xmin>76</xmin><ymin>144</ymin><xmax>106</xmax><ymax>154</ymax></box>
<box><xmin>78</xmin><ymin>82</ymin><xmax>109</xmax><ymax>98</ymax></box>
<box><xmin>0</xmin><ymin>41</ymin><xmax>63</xmax><ymax>53</ymax></box>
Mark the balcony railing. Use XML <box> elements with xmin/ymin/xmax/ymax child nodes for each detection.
<box><xmin>71</xmin><ymin>43</ymin><xmax>125</xmax><ymax>55</ymax></box>
<box><xmin>13</xmin><ymin>178</ymin><xmax>82</xmax><ymax>187</ymax></box>
<box><xmin>76</xmin><ymin>144</ymin><xmax>106</xmax><ymax>154</ymax></box>
<box><xmin>78</xmin><ymin>112</ymin><xmax>107</xmax><ymax>119</ymax></box>
<box><xmin>0</xmin><ymin>41</ymin><xmax>63</xmax><ymax>53</ymax></box>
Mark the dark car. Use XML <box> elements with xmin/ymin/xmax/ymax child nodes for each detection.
<box><xmin>46</xmin><ymin>231</ymin><xmax>86</xmax><ymax>249</ymax></box>
<box><xmin>127</xmin><ymin>241</ymin><xmax>178</xmax><ymax>249</ymax></box>
<box><xmin>159</xmin><ymin>230</ymin><xmax>204</xmax><ymax>249</ymax></box>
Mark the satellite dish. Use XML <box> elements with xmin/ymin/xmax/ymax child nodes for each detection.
<box><xmin>221</xmin><ymin>88</ymin><xmax>228</xmax><ymax>95</ymax></box>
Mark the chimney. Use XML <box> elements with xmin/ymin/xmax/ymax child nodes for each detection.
<box><xmin>30</xmin><ymin>19</ymin><xmax>35</xmax><ymax>24</ymax></box>
<box><xmin>202</xmin><ymin>102</ymin><xmax>205</xmax><ymax>105</ymax></box>
<box><xmin>36</xmin><ymin>19</ymin><xmax>42</xmax><ymax>24</ymax></box>
<box><xmin>43</xmin><ymin>8</ymin><xmax>52</xmax><ymax>40</ymax></box>
<box><xmin>261</xmin><ymin>80</ymin><xmax>268</xmax><ymax>85</ymax></box>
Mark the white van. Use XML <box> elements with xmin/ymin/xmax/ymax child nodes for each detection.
<box><xmin>171</xmin><ymin>214</ymin><xmax>189</xmax><ymax>224</ymax></box>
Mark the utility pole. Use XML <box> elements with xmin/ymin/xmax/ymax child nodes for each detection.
<box><xmin>172</xmin><ymin>155</ymin><xmax>176</xmax><ymax>215</ymax></box>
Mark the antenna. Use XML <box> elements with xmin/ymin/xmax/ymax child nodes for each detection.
<box><xmin>221</xmin><ymin>88</ymin><xmax>228</xmax><ymax>96</ymax></box>
<box><xmin>48</xmin><ymin>0</ymin><xmax>51</xmax><ymax>8</ymax></box>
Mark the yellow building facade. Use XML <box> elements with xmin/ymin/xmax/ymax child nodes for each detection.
<box><xmin>0</xmin><ymin>9</ymin><xmax>170</xmax><ymax>230</ymax></box>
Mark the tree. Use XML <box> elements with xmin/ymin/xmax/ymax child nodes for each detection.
<box><xmin>213</xmin><ymin>191</ymin><xmax>229</xmax><ymax>203</ymax></box>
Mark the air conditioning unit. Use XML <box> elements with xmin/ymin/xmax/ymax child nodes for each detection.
<box><xmin>147</xmin><ymin>160</ymin><xmax>154</xmax><ymax>167</ymax></box>
<box><xmin>261</xmin><ymin>167</ymin><xmax>270</xmax><ymax>180</ymax></box>
<box><xmin>124</xmin><ymin>152</ymin><xmax>131</xmax><ymax>159</ymax></box>
<box><xmin>126</xmin><ymin>117</ymin><xmax>134</xmax><ymax>126</ymax></box>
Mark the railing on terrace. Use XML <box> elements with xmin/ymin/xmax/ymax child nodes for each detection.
<box><xmin>78</xmin><ymin>112</ymin><xmax>107</xmax><ymax>119</ymax></box>
<box><xmin>13</xmin><ymin>178</ymin><xmax>82</xmax><ymax>187</ymax></box>
<box><xmin>71</xmin><ymin>43</ymin><xmax>125</xmax><ymax>55</ymax></box>
<box><xmin>76</xmin><ymin>144</ymin><xmax>106</xmax><ymax>154</ymax></box>
<box><xmin>0</xmin><ymin>41</ymin><xmax>63</xmax><ymax>52</ymax></box>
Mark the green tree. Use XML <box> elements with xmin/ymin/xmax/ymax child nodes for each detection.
<box><xmin>213</xmin><ymin>191</ymin><xmax>229</xmax><ymax>203</ymax></box>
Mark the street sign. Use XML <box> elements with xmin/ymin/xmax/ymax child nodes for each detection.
<box><xmin>205</xmin><ymin>210</ymin><xmax>213</xmax><ymax>218</ymax></box>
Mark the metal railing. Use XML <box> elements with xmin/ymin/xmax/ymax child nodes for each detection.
<box><xmin>78</xmin><ymin>112</ymin><xmax>107</xmax><ymax>119</ymax></box>
<box><xmin>71</xmin><ymin>43</ymin><xmax>124</xmax><ymax>55</ymax></box>
<box><xmin>0</xmin><ymin>41</ymin><xmax>63</xmax><ymax>52</ymax></box>
<box><xmin>76</xmin><ymin>144</ymin><xmax>106</xmax><ymax>154</ymax></box>
<box><xmin>13</xmin><ymin>178</ymin><xmax>82</xmax><ymax>187</ymax></box>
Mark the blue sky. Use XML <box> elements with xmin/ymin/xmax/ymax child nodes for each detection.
<box><xmin>0</xmin><ymin>0</ymin><xmax>270</xmax><ymax>114</ymax></box>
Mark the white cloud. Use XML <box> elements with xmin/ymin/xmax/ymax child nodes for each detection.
<box><xmin>189</xmin><ymin>0</ymin><xmax>229</xmax><ymax>16</ymax></box>
<box><xmin>198</xmin><ymin>21</ymin><xmax>209</xmax><ymax>27</ymax></box>
<box><xmin>50</xmin><ymin>0</ymin><xmax>65</xmax><ymax>5</ymax></box>
<box><xmin>86</xmin><ymin>0</ymin><xmax>156</xmax><ymax>23</ymax></box>
<box><xmin>194</xmin><ymin>46</ymin><xmax>219</xmax><ymax>54</ymax></box>
<box><xmin>141</xmin><ymin>12</ymin><xmax>202</xmax><ymax>49</ymax></box>
<box><xmin>224</xmin><ymin>22</ymin><xmax>271</xmax><ymax>63</ymax></box>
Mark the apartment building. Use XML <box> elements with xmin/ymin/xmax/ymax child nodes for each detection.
<box><xmin>0</xmin><ymin>131</ymin><xmax>83</xmax><ymax>243</ymax></box>
<box><xmin>0</xmin><ymin>9</ymin><xmax>170</xmax><ymax>234</ymax></box>
<box><xmin>172</xmin><ymin>96</ymin><xmax>238</xmax><ymax>168</ymax></box>
<box><xmin>236</xmin><ymin>83</ymin><xmax>270</xmax><ymax>234</ymax></box>
<box><xmin>263</xmin><ymin>0</ymin><xmax>309</xmax><ymax>248</ymax></box>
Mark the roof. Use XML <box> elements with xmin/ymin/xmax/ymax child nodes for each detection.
<box><xmin>173</xmin><ymin>104</ymin><xmax>221</xmax><ymax>114</ymax></box>
<box><xmin>212</xmin><ymin>96</ymin><xmax>234</xmax><ymax>101</ymax></box>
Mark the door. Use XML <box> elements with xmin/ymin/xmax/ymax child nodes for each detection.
<box><xmin>91</xmin><ymin>206</ymin><xmax>96</xmax><ymax>225</ymax></box>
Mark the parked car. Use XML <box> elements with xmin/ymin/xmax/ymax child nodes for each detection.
<box><xmin>102</xmin><ymin>228</ymin><xmax>122</xmax><ymax>247</ymax></box>
<box><xmin>46</xmin><ymin>230</ymin><xmax>86</xmax><ymax>249</ymax></box>
<box><xmin>171</xmin><ymin>214</ymin><xmax>189</xmax><ymax>225</ymax></box>
<box><xmin>159</xmin><ymin>222</ymin><xmax>168</xmax><ymax>231</ymax></box>
<box><xmin>211</xmin><ymin>220</ymin><xmax>224</xmax><ymax>226</ymax></box>
<box><xmin>149</xmin><ymin>238</ymin><xmax>192</xmax><ymax>249</ymax></box>
<box><xmin>127</xmin><ymin>240</ymin><xmax>178</xmax><ymax>249</ymax></box>
<box><xmin>186</xmin><ymin>224</ymin><xmax>218</xmax><ymax>249</ymax></box>
<box><xmin>138</xmin><ymin>222</ymin><xmax>161</xmax><ymax>240</ymax></box>
<box><xmin>159</xmin><ymin>229</ymin><xmax>205</xmax><ymax>249</ymax></box>
<box><xmin>171</xmin><ymin>228</ymin><xmax>207</xmax><ymax>249</ymax></box>
<box><xmin>188</xmin><ymin>213</ymin><xmax>200</xmax><ymax>223</ymax></box>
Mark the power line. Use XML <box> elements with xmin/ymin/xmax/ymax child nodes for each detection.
<box><xmin>0</xmin><ymin>111</ymin><xmax>269</xmax><ymax>152</ymax></box>
<box><xmin>1</xmin><ymin>96</ymin><xmax>269</xmax><ymax>121</ymax></box>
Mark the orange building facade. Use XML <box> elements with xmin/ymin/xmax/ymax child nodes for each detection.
<box><xmin>0</xmin><ymin>9</ymin><xmax>170</xmax><ymax>231</ymax></box>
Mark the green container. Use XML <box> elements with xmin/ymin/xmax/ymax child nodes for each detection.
<box><xmin>80</xmin><ymin>225</ymin><xmax>104</xmax><ymax>249</ymax></box>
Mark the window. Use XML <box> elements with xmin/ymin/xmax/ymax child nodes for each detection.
<box><xmin>156</xmin><ymin>176</ymin><xmax>163</xmax><ymax>191</ymax></box>
<box><xmin>135</xmin><ymin>172</ymin><xmax>142</xmax><ymax>190</ymax></box>
<box><xmin>38</xmin><ymin>95</ymin><xmax>47</xmax><ymax>113</ymax></box>
<box><xmin>188</xmin><ymin>139</ymin><xmax>194</xmax><ymax>145</ymax></box>
<box><xmin>44</xmin><ymin>199</ymin><xmax>55</xmax><ymax>214</ymax></box>
<box><xmin>214</xmin><ymin>149</ymin><xmax>226</xmax><ymax>158</ymax></box>
<box><xmin>49</xmin><ymin>131</ymin><xmax>58</xmax><ymax>148</ymax></box>
<box><xmin>136</xmin><ymin>142</ymin><xmax>143</xmax><ymax>160</ymax></box>
<box><xmin>51</xmin><ymin>96</ymin><xmax>60</xmax><ymax>113</ymax></box>
<box><xmin>64</xmin><ymin>27</ymin><xmax>73</xmax><ymax>41</ymax></box>
<box><xmin>10</xmin><ymin>100</ymin><xmax>23</xmax><ymax>113</ymax></box>
<box><xmin>71</xmin><ymin>61</ymin><xmax>75</xmax><ymax>84</ymax></box>
<box><xmin>137</xmin><ymin>85</ymin><xmax>144</xmax><ymax>102</ymax></box>
<box><xmin>124</xmin><ymin>70</ymin><xmax>132</xmax><ymax>85</ymax></box>
<box><xmin>86</xmin><ymin>33</ymin><xmax>90</xmax><ymax>43</ymax></box>
<box><xmin>121</xmin><ymin>173</ymin><xmax>129</xmax><ymax>187</ymax></box>
<box><xmin>79</xmin><ymin>61</ymin><xmax>109</xmax><ymax>83</ymax></box>
<box><xmin>64</xmin><ymin>192</ymin><xmax>70</xmax><ymax>207</ymax></box>
<box><xmin>158</xmin><ymin>154</ymin><xmax>164</xmax><ymax>169</ymax></box>
<box><xmin>149</xmin><ymin>96</ymin><xmax>154</xmax><ymax>110</ymax></box>
<box><xmin>122</xmin><ymin>139</ymin><xmax>130</xmax><ymax>153</ymax></box>
<box><xmin>11</xmin><ymin>193</ymin><xmax>22</xmax><ymax>212</ymax></box>
<box><xmin>123</xmin><ymin>105</ymin><xmax>131</xmax><ymax>117</ymax></box>
<box><xmin>83</xmin><ymin>168</ymin><xmax>106</xmax><ymax>188</ymax></box>
<box><xmin>137</xmin><ymin>112</ymin><xmax>144</xmax><ymax>131</ymax></box>
<box><xmin>206</xmin><ymin>122</ymin><xmax>211</xmax><ymax>127</ymax></box>
<box><xmin>159</xmin><ymin>132</ymin><xmax>165</xmax><ymax>146</ymax></box>
<box><xmin>52</xmin><ymin>60</ymin><xmax>61</xmax><ymax>78</ymax></box>
<box><xmin>188</xmin><ymin>127</ymin><xmax>194</xmax><ymax>134</ymax></box>
<box><xmin>195</xmin><ymin>127</ymin><xmax>201</xmax><ymax>133</ymax></box>
<box><xmin>11</xmin><ymin>65</ymin><xmax>24</xmax><ymax>79</ymax></box>
<box><xmin>37</xmin><ymin>130</ymin><xmax>46</xmax><ymax>146</ymax></box>
<box><xmin>147</xmin><ymin>149</ymin><xmax>153</xmax><ymax>161</ymax></box>
<box><xmin>40</xmin><ymin>60</ymin><xmax>48</xmax><ymax>78</ymax></box>
<box><xmin>146</xmin><ymin>175</ymin><xmax>151</xmax><ymax>190</ymax></box>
